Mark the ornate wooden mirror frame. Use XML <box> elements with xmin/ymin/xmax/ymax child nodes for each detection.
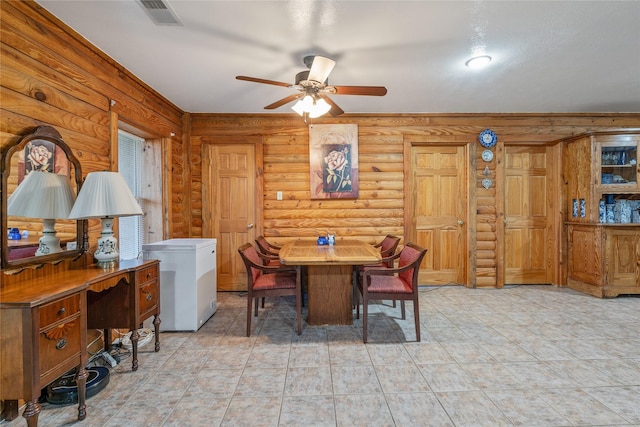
<box><xmin>1</xmin><ymin>125</ymin><xmax>85</xmax><ymax>270</ymax></box>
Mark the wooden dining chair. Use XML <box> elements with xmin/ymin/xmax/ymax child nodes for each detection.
<box><xmin>238</xmin><ymin>243</ymin><xmax>302</xmax><ymax>337</ymax></box>
<box><xmin>356</xmin><ymin>242</ymin><xmax>427</xmax><ymax>343</ymax></box>
<box><xmin>255</xmin><ymin>235</ymin><xmax>281</xmax><ymax>256</ymax></box>
<box><xmin>352</xmin><ymin>235</ymin><xmax>401</xmax><ymax>308</ymax></box>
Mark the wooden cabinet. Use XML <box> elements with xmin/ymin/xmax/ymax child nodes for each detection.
<box><xmin>565</xmin><ymin>132</ymin><xmax>640</xmax><ymax>223</ymax></box>
<box><xmin>86</xmin><ymin>259</ymin><xmax>161</xmax><ymax>372</ymax></box>
<box><xmin>1</xmin><ymin>258</ymin><xmax>161</xmax><ymax>425</ymax></box>
<box><xmin>564</xmin><ymin>132</ymin><xmax>640</xmax><ymax>297</ymax></box>
<box><xmin>1</xmin><ymin>286</ymin><xmax>88</xmax><ymax>426</ymax></box>
<box><xmin>567</xmin><ymin>224</ymin><xmax>640</xmax><ymax>297</ymax></box>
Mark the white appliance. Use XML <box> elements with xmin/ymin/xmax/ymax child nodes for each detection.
<box><xmin>142</xmin><ymin>238</ymin><xmax>217</xmax><ymax>331</ymax></box>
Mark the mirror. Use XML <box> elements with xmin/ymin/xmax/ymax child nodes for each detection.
<box><xmin>1</xmin><ymin>125</ymin><xmax>84</xmax><ymax>269</ymax></box>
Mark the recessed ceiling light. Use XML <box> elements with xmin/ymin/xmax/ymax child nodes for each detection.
<box><xmin>465</xmin><ymin>55</ymin><xmax>492</xmax><ymax>69</ymax></box>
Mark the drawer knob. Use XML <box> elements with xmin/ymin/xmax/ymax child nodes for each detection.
<box><xmin>146</xmin><ymin>293</ymin><xmax>153</xmax><ymax>301</ymax></box>
<box><xmin>147</xmin><ymin>272</ymin><xmax>152</xmax><ymax>279</ymax></box>
<box><xmin>56</xmin><ymin>338</ymin><xmax>67</xmax><ymax>350</ymax></box>
<box><xmin>58</xmin><ymin>307</ymin><xmax>66</xmax><ymax>315</ymax></box>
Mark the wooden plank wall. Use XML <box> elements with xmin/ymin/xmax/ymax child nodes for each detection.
<box><xmin>2</xmin><ymin>1</ymin><xmax>640</xmax><ymax>287</ymax></box>
<box><xmin>0</xmin><ymin>1</ymin><xmax>186</xmax><ymax>251</ymax></box>
<box><xmin>190</xmin><ymin>114</ymin><xmax>640</xmax><ymax>287</ymax></box>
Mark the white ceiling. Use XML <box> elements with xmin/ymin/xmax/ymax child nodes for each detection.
<box><xmin>38</xmin><ymin>0</ymin><xmax>640</xmax><ymax>115</ymax></box>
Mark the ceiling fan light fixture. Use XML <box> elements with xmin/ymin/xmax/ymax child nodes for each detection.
<box><xmin>465</xmin><ymin>55</ymin><xmax>492</xmax><ymax>69</ymax></box>
<box><xmin>292</xmin><ymin>95</ymin><xmax>314</xmax><ymax>115</ymax></box>
<box><xmin>291</xmin><ymin>95</ymin><xmax>331</xmax><ymax>118</ymax></box>
<box><xmin>308</xmin><ymin>98</ymin><xmax>331</xmax><ymax>118</ymax></box>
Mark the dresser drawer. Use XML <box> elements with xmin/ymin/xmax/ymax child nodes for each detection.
<box><xmin>39</xmin><ymin>314</ymin><xmax>82</xmax><ymax>379</ymax></box>
<box><xmin>136</xmin><ymin>265</ymin><xmax>158</xmax><ymax>283</ymax></box>
<box><xmin>39</xmin><ymin>294</ymin><xmax>81</xmax><ymax>329</ymax></box>
<box><xmin>139</xmin><ymin>280</ymin><xmax>159</xmax><ymax>316</ymax></box>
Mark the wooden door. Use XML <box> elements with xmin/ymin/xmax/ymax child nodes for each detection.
<box><xmin>204</xmin><ymin>144</ymin><xmax>256</xmax><ymax>291</ymax></box>
<box><xmin>503</xmin><ymin>146</ymin><xmax>558</xmax><ymax>284</ymax></box>
<box><xmin>409</xmin><ymin>145</ymin><xmax>468</xmax><ymax>285</ymax></box>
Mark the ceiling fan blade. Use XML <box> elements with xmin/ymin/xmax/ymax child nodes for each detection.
<box><xmin>329</xmin><ymin>85</ymin><xmax>388</xmax><ymax>96</ymax></box>
<box><xmin>236</xmin><ymin>75</ymin><xmax>291</xmax><ymax>87</ymax></box>
<box><xmin>319</xmin><ymin>94</ymin><xmax>344</xmax><ymax>117</ymax></box>
<box><xmin>264</xmin><ymin>93</ymin><xmax>300</xmax><ymax>110</ymax></box>
<box><xmin>307</xmin><ymin>56</ymin><xmax>336</xmax><ymax>83</ymax></box>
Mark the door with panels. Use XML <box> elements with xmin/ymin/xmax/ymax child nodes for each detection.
<box><xmin>204</xmin><ymin>144</ymin><xmax>257</xmax><ymax>291</ymax></box>
<box><xmin>503</xmin><ymin>145</ymin><xmax>561</xmax><ymax>285</ymax></box>
<box><xmin>409</xmin><ymin>144</ymin><xmax>468</xmax><ymax>285</ymax></box>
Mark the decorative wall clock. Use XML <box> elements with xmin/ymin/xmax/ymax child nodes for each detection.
<box><xmin>481</xmin><ymin>149</ymin><xmax>494</xmax><ymax>162</ymax></box>
<box><xmin>478</xmin><ymin>129</ymin><xmax>497</xmax><ymax>148</ymax></box>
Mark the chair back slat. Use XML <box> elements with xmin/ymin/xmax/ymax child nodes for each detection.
<box><xmin>398</xmin><ymin>243</ymin><xmax>427</xmax><ymax>289</ymax></box>
<box><xmin>238</xmin><ymin>244</ymin><xmax>262</xmax><ymax>282</ymax></box>
<box><xmin>379</xmin><ymin>235</ymin><xmax>400</xmax><ymax>256</ymax></box>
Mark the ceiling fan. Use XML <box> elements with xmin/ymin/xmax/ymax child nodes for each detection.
<box><xmin>236</xmin><ymin>55</ymin><xmax>387</xmax><ymax>118</ymax></box>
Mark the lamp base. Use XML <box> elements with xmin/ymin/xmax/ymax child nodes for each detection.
<box><xmin>36</xmin><ymin>219</ymin><xmax>63</xmax><ymax>256</ymax></box>
<box><xmin>94</xmin><ymin>217</ymin><xmax>119</xmax><ymax>268</ymax></box>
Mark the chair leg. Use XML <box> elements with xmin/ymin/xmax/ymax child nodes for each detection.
<box><xmin>413</xmin><ymin>297</ymin><xmax>420</xmax><ymax>342</ymax></box>
<box><xmin>362</xmin><ymin>292</ymin><xmax>368</xmax><ymax>343</ymax></box>
<box><xmin>255</xmin><ymin>298</ymin><xmax>259</xmax><ymax>317</ymax></box>
<box><xmin>400</xmin><ymin>300</ymin><xmax>406</xmax><ymax>320</ymax></box>
<box><xmin>351</xmin><ymin>268</ymin><xmax>357</xmax><ymax>309</ymax></box>
<box><xmin>247</xmin><ymin>296</ymin><xmax>253</xmax><ymax>337</ymax></box>
<box><xmin>296</xmin><ymin>291</ymin><xmax>302</xmax><ymax>336</ymax></box>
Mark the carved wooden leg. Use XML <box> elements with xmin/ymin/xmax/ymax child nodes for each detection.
<box><xmin>130</xmin><ymin>328</ymin><xmax>139</xmax><ymax>371</ymax></box>
<box><xmin>75</xmin><ymin>366</ymin><xmax>88</xmax><ymax>420</ymax></box>
<box><xmin>22</xmin><ymin>400</ymin><xmax>41</xmax><ymax>427</ymax></box>
<box><xmin>153</xmin><ymin>314</ymin><xmax>161</xmax><ymax>352</ymax></box>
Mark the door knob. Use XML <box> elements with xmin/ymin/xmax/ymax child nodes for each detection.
<box><xmin>457</xmin><ymin>220</ymin><xmax>464</xmax><ymax>225</ymax></box>
<box><xmin>247</xmin><ymin>223</ymin><xmax>254</xmax><ymax>229</ymax></box>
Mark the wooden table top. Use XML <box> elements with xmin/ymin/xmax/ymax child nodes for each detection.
<box><xmin>279</xmin><ymin>239</ymin><xmax>381</xmax><ymax>266</ymax></box>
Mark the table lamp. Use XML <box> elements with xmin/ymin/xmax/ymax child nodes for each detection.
<box><xmin>7</xmin><ymin>171</ymin><xmax>76</xmax><ymax>256</ymax></box>
<box><xmin>68</xmin><ymin>171</ymin><xmax>142</xmax><ymax>267</ymax></box>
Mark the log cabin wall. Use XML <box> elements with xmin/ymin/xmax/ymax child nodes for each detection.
<box><xmin>2</xmin><ymin>1</ymin><xmax>640</xmax><ymax>287</ymax></box>
<box><xmin>0</xmin><ymin>1</ymin><xmax>186</xmax><ymax>252</ymax></box>
<box><xmin>190</xmin><ymin>114</ymin><xmax>640</xmax><ymax>287</ymax></box>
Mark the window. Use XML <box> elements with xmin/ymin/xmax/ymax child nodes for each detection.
<box><xmin>118</xmin><ymin>130</ymin><xmax>145</xmax><ymax>260</ymax></box>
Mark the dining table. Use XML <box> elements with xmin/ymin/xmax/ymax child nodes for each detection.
<box><xmin>279</xmin><ymin>239</ymin><xmax>381</xmax><ymax>325</ymax></box>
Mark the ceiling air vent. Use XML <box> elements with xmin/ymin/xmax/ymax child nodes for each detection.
<box><xmin>138</xmin><ymin>0</ymin><xmax>182</xmax><ymax>26</ymax></box>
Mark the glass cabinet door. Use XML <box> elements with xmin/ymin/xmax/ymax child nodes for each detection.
<box><xmin>600</xmin><ymin>144</ymin><xmax>637</xmax><ymax>186</ymax></box>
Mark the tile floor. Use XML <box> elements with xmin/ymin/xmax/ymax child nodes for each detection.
<box><xmin>2</xmin><ymin>285</ymin><xmax>640</xmax><ymax>426</ymax></box>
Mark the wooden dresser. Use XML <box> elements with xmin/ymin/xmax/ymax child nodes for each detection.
<box><xmin>0</xmin><ymin>256</ymin><xmax>161</xmax><ymax>426</ymax></box>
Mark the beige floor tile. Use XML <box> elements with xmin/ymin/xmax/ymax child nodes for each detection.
<box><xmin>279</xmin><ymin>395</ymin><xmax>336</xmax><ymax>426</ymax></box>
<box><xmin>540</xmin><ymin>388</ymin><xmax>628</xmax><ymax>425</ymax></box>
<box><xmin>483</xmin><ymin>389</ymin><xmax>569</xmax><ymax>426</ymax></box>
<box><xmin>233</xmin><ymin>367</ymin><xmax>287</xmax><ymax>397</ymax></box>
<box><xmin>332</xmin><ymin>365</ymin><xmax>382</xmax><ymax>394</ymax></box>
<box><xmin>334</xmin><ymin>393</ymin><xmax>394</xmax><ymax>426</ymax></box>
<box><xmin>374</xmin><ymin>364</ymin><xmax>431</xmax><ymax>393</ymax></box>
<box><xmin>162</xmin><ymin>397</ymin><xmax>229</xmax><ymax>427</ymax></box>
<box><xmin>283</xmin><ymin>366</ymin><xmax>332</xmax><ymax>396</ymax></box>
<box><xmin>435</xmin><ymin>390</ymin><xmax>513</xmax><ymax>427</ymax></box>
<box><xmin>385</xmin><ymin>392</ymin><xmax>454</xmax><ymax>426</ymax></box>
<box><xmin>220</xmin><ymin>396</ymin><xmax>281</xmax><ymax>427</ymax></box>
<box><xmin>5</xmin><ymin>287</ymin><xmax>639</xmax><ymax>427</ymax></box>
<box><xmin>289</xmin><ymin>343</ymin><xmax>330</xmax><ymax>367</ymax></box>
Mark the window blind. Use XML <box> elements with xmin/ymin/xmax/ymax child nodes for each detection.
<box><xmin>118</xmin><ymin>131</ymin><xmax>145</xmax><ymax>260</ymax></box>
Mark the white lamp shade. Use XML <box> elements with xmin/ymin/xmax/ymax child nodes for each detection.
<box><xmin>8</xmin><ymin>171</ymin><xmax>76</xmax><ymax>219</ymax></box>
<box><xmin>308</xmin><ymin>98</ymin><xmax>331</xmax><ymax>118</ymax></box>
<box><xmin>68</xmin><ymin>171</ymin><xmax>143</xmax><ymax>219</ymax></box>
